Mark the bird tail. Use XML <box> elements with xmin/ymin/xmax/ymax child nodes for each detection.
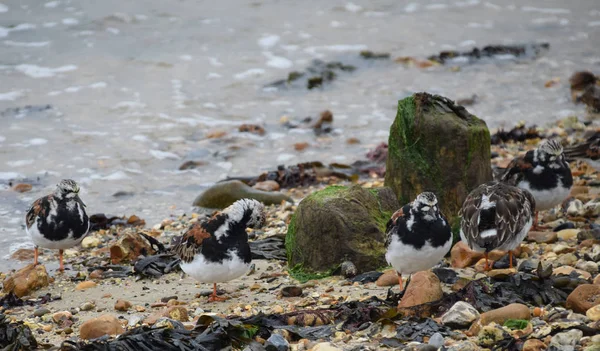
<box><xmin>563</xmin><ymin>143</ymin><xmax>591</xmax><ymax>162</ymax></box>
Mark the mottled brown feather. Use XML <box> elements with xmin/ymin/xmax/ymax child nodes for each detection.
<box><xmin>25</xmin><ymin>197</ymin><xmax>47</xmax><ymax>230</ymax></box>
<box><xmin>171</xmin><ymin>223</ymin><xmax>212</xmax><ymax>263</ymax></box>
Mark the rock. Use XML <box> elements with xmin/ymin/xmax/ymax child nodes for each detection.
<box><xmin>428</xmin><ymin>332</ymin><xmax>444</xmax><ymax>348</ymax></box>
<box><xmin>238</xmin><ymin>124</ymin><xmax>265</xmax><ymax>136</ymax></box>
<box><xmin>82</xmin><ymin>236</ymin><xmax>101</xmax><ymax>249</ymax></box>
<box><xmin>286</xmin><ymin>185</ymin><xmax>398</xmax><ymax>274</ymax></box>
<box><xmin>576</xmin><ymin>261</ymin><xmax>599</xmax><ymax>275</ymax></box>
<box><xmin>2</xmin><ymin>264</ymin><xmax>50</xmax><ymax>297</ymax></box>
<box><xmin>12</xmin><ymin>183</ymin><xmax>32</xmax><ymax>193</ymax></box>
<box><xmin>52</xmin><ymin>311</ymin><xmax>73</xmax><ymax>328</ymax></box>
<box><xmin>10</xmin><ymin>248</ymin><xmax>35</xmax><ymax>261</ymax></box>
<box><xmin>567</xmin><ymin>199</ymin><xmax>584</xmax><ymax>216</ymax></box>
<box><xmin>310</xmin><ymin>343</ymin><xmax>342</xmax><ymax>351</ymax></box>
<box><xmin>595</xmin><ymin>274</ymin><xmax>600</xmax><ymax>285</ymax></box>
<box><xmin>553</xmin><ymin>243</ymin><xmax>576</xmax><ymax>254</ymax></box>
<box><xmin>253</xmin><ymin>180</ymin><xmax>280</xmax><ymax>192</ymax></box>
<box><xmin>551</xmin><ymin>329</ymin><xmax>583</xmax><ymax>347</ymax></box>
<box><xmin>266</xmin><ymin>334</ymin><xmax>290</xmax><ymax>351</ymax></box>
<box><xmin>523</xmin><ymin>339</ymin><xmax>547</xmax><ymax>351</ymax></box>
<box><xmin>441</xmin><ymin>301</ymin><xmax>480</xmax><ymax>328</ymax></box>
<box><xmin>281</xmin><ymin>286</ymin><xmax>303</xmax><ymax>297</ymax></box>
<box><xmin>586</xmin><ymin>304</ymin><xmax>600</xmax><ymax>321</ymax></box>
<box><xmin>398</xmin><ymin>271</ymin><xmax>443</xmax><ymax>308</ymax></box>
<box><xmin>75</xmin><ymin>281</ymin><xmax>97</xmax><ymax>290</ymax></box>
<box><xmin>109</xmin><ymin>232</ymin><xmax>155</xmax><ymax>264</ymax></box>
<box><xmin>486</xmin><ymin>268</ymin><xmax>516</xmax><ymax>279</ymax></box>
<box><xmin>468</xmin><ymin>303</ymin><xmax>530</xmax><ymax>335</ymax></box>
<box><xmin>553</xmin><ymin>266</ymin><xmax>592</xmax><ymax>280</ymax></box>
<box><xmin>34</xmin><ymin>308</ymin><xmax>51</xmax><ymax>317</ymax></box>
<box><xmin>164</xmin><ymin>306</ymin><xmax>188</xmax><ymax>322</ymax></box>
<box><xmin>80</xmin><ymin>302</ymin><xmax>95</xmax><ymax>311</ymax></box>
<box><xmin>566</xmin><ymin>284</ymin><xmax>600</xmax><ymax>313</ymax></box>
<box><xmin>557</xmin><ymin>229</ymin><xmax>580</xmax><ymax>241</ymax></box>
<box><xmin>376</xmin><ymin>270</ymin><xmax>399</xmax><ymax>287</ymax></box>
<box><xmin>451</xmin><ymin>242</ymin><xmax>483</xmax><ymax>268</ymax></box>
<box><xmin>556</xmin><ymin>253</ymin><xmax>578</xmax><ymax>266</ymax></box>
<box><xmin>193</xmin><ymin>180</ymin><xmax>293</xmax><ymax>209</ymax></box>
<box><xmin>294</xmin><ymin>142</ymin><xmax>310</xmax><ymax>151</ymax></box>
<box><xmin>79</xmin><ymin>314</ymin><xmax>124</xmax><ymax>340</ymax></box>
<box><xmin>528</xmin><ymin>231</ymin><xmax>558</xmax><ymax>244</ymax></box>
<box><xmin>384</xmin><ymin>93</ymin><xmax>492</xmax><ymax>230</ymax></box>
<box><xmin>477</xmin><ymin>325</ymin><xmax>504</xmax><ymax>347</ymax></box>
<box><xmin>114</xmin><ymin>299</ymin><xmax>132</xmax><ymax>312</ymax></box>
<box><xmin>339</xmin><ymin>261</ymin><xmax>357</xmax><ymax>278</ymax></box>
<box><xmin>446</xmin><ymin>341</ymin><xmax>480</xmax><ymax>351</ymax></box>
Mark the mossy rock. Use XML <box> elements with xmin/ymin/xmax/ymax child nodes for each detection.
<box><xmin>384</xmin><ymin>92</ymin><xmax>492</xmax><ymax>233</ymax></box>
<box><xmin>285</xmin><ymin>185</ymin><xmax>399</xmax><ymax>277</ymax></box>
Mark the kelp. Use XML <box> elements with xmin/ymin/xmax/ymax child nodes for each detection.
<box><xmin>0</xmin><ymin>313</ymin><xmax>38</xmax><ymax>351</ymax></box>
<box><xmin>0</xmin><ymin>292</ymin><xmax>58</xmax><ymax>309</ymax></box>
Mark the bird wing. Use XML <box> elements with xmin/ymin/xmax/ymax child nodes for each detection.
<box><xmin>564</xmin><ymin>133</ymin><xmax>600</xmax><ymax>161</ymax></box>
<box><xmin>459</xmin><ymin>187</ymin><xmax>484</xmax><ymax>247</ymax></box>
<box><xmin>493</xmin><ymin>187</ymin><xmax>533</xmax><ymax>247</ymax></box>
<box><xmin>25</xmin><ymin>196</ymin><xmax>47</xmax><ymax>230</ymax></box>
<box><xmin>499</xmin><ymin>153</ymin><xmax>534</xmax><ymax>186</ymax></box>
<box><xmin>384</xmin><ymin>204</ymin><xmax>409</xmax><ymax>248</ymax></box>
<box><xmin>171</xmin><ymin>223</ymin><xmax>213</xmax><ymax>263</ymax></box>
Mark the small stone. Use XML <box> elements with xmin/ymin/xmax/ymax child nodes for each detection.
<box><xmin>310</xmin><ymin>342</ymin><xmax>343</xmax><ymax>351</ymax></box>
<box><xmin>575</xmin><ymin>261</ymin><xmax>599</xmax><ymax>275</ymax></box>
<box><xmin>82</xmin><ymin>236</ymin><xmax>101</xmax><ymax>249</ymax></box>
<box><xmin>428</xmin><ymin>332</ymin><xmax>444</xmax><ymax>348</ymax></box>
<box><xmin>76</xmin><ymin>281</ymin><xmax>97</xmax><ymax>290</ymax></box>
<box><xmin>79</xmin><ymin>314</ymin><xmax>124</xmax><ymax>340</ymax></box>
<box><xmin>340</xmin><ymin>261</ymin><xmax>357</xmax><ymax>278</ymax></box>
<box><xmin>80</xmin><ymin>302</ymin><xmax>95</xmax><ymax>311</ymax></box>
<box><xmin>109</xmin><ymin>232</ymin><xmax>156</xmax><ymax>264</ymax></box>
<box><xmin>135</xmin><ymin>305</ymin><xmax>145</xmax><ymax>312</ymax></box>
<box><xmin>266</xmin><ymin>333</ymin><xmax>290</xmax><ymax>351</ymax></box>
<box><xmin>555</xmin><ymin>253</ymin><xmax>578</xmax><ymax>266</ymax></box>
<box><xmin>553</xmin><ymin>243</ymin><xmax>576</xmax><ymax>254</ymax></box>
<box><xmin>9</xmin><ymin>249</ymin><xmax>35</xmax><ymax>261</ymax></box>
<box><xmin>52</xmin><ymin>311</ymin><xmax>72</xmax><ymax>324</ymax></box>
<box><xmin>34</xmin><ymin>308</ymin><xmax>51</xmax><ymax>317</ymax></box>
<box><xmin>12</xmin><ymin>183</ymin><xmax>32</xmax><ymax>193</ymax></box>
<box><xmin>441</xmin><ymin>301</ymin><xmax>480</xmax><ymax>328</ymax></box>
<box><xmin>446</xmin><ymin>341</ymin><xmax>480</xmax><ymax>351</ymax></box>
<box><xmin>551</xmin><ymin>329</ymin><xmax>583</xmax><ymax>347</ymax></box>
<box><xmin>2</xmin><ymin>264</ymin><xmax>50</xmax><ymax>297</ymax></box>
<box><xmin>164</xmin><ymin>306</ymin><xmax>188</xmax><ymax>322</ymax></box>
<box><xmin>114</xmin><ymin>299</ymin><xmax>132</xmax><ymax>312</ymax></box>
<box><xmin>294</xmin><ymin>142</ymin><xmax>310</xmax><ymax>151</ymax></box>
<box><xmin>566</xmin><ymin>284</ymin><xmax>600</xmax><ymax>312</ymax></box>
<box><xmin>567</xmin><ymin>199</ymin><xmax>584</xmax><ymax>216</ymax></box>
<box><xmin>128</xmin><ymin>315</ymin><xmax>143</xmax><ymax>327</ymax></box>
<box><xmin>469</xmin><ymin>303</ymin><xmax>530</xmax><ymax>335</ymax></box>
<box><xmin>281</xmin><ymin>286</ymin><xmax>303</xmax><ymax>297</ymax></box>
<box><xmin>557</xmin><ymin>229</ymin><xmax>580</xmax><ymax>241</ymax></box>
<box><xmin>398</xmin><ymin>271</ymin><xmax>443</xmax><ymax>308</ymax></box>
<box><xmin>523</xmin><ymin>339</ymin><xmax>547</xmax><ymax>351</ymax></box>
<box><xmin>451</xmin><ymin>242</ymin><xmax>483</xmax><ymax>268</ymax></box>
<box><xmin>553</xmin><ymin>266</ymin><xmax>592</xmax><ymax>280</ymax></box>
<box><xmin>594</xmin><ymin>274</ymin><xmax>600</xmax><ymax>285</ymax></box>
<box><xmin>528</xmin><ymin>231</ymin><xmax>558</xmax><ymax>244</ymax></box>
<box><xmin>477</xmin><ymin>325</ymin><xmax>505</xmax><ymax>347</ymax></box>
<box><xmin>253</xmin><ymin>180</ymin><xmax>280</xmax><ymax>192</ymax></box>
<box><xmin>89</xmin><ymin>270</ymin><xmax>104</xmax><ymax>280</ymax></box>
<box><xmin>586</xmin><ymin>304</ymin><xmax>600</xmax><ymax>321</ymax></box>
<box><xmin>376</xmin><ymin>270</ymin><xmax>399</xmax><ymax>287</ymax></box>
<box><xmin>272</xmin><ymin>305</ymin><xmax>285</xmax><ymax>314</ymax></box>
<box><xmin>486</xmin><ymin>268</ymin><xmax>517</xmax><ymax>279</ymax></box>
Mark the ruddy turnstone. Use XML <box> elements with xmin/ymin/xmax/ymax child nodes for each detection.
<box><xmin>499</xmin><ymin>139</ymin><xmax>572</xmax><ymax>229</ymax></box>
<box><xmin>564</xmin><ymin>131</ymin><xmax>600</xmax><ymax>170</ymax></box>
<box><xmin>460</xmin><ymin>181</ymin><xmax>535</xmax><ymax>270</ymax></box>
<box><xmin>25</xmin><ymin>179</ymin><xmax>90</xmax><ymax>271</ymax></box>
<box><xmin>172</xmin><ymin>198</ymin><xmax>266</xmax><ymax>302</ymax></box>
<box><xmin>569</xmin><ymin>71</ymin><xmax>598</xmax><ymax>102</ymax></box>
<box><xmin>384</xmin><ymin>192</ymin><xmax>452</xmax><ymax>306</ymax></box>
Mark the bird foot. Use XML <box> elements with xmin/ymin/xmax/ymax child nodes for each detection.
<box><xmin>208</xmin><ymin>295</ymin><xmax>228</xmax><ymax>302</ymax></box>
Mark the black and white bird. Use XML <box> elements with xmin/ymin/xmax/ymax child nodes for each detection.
<box><xmin>564</xmin><ymin>131</ymin><xmax>600</xmax><ymax>171</ymax></box>
<box><xmin>25</xmin><ymin>179</ymin><xmax>90</xmax><ymax>271</ymax></box>
<box><xmin>384</xmin><ymin>192</ymin><xmax>452</xmax><ymax>305</ymax></box>
<box><xmin>172</xmin><ymin>199</ymin><xmax>266</xmax><ymax>302</ymax></box>
<box><xmin>460</xmin><ymin>181</ymin><xmax>535</xmax><ymax>270</ymax></box>
<box><xmin>498</xmin><ymin>139</ymin><xmax>572</xmax><ymax>230</ymax></box>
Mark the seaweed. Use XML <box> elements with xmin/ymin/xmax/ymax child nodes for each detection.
<box><xmin>0</xmin><ymin>313</ymin><xmax>38</xmax><ymax>351</ymax></box>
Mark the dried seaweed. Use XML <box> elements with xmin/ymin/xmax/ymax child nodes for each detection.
<box><xmin>89</xmin><ymin>214</ymin><xmax>146</xmax><ymax>231</ymax></box>
<box><xmin>265</xmin><ymin>59</ymin><xmax>356</xmax><ymax>90</ymax></box>
<box><xmin>0</xmin><ymin>313</ymin><xmax>38</xmax><ymax>351</ymax></box>
<box><xmin>133</xmin><ymin>254</ymin><xmax>181</xmax><ymax>278</ymax></box>
<box><xmin>0</xmin><ymin>292</ymin><xmax>57</xmax><ymax>309</ymax></box>
<box><xmin>427</xmin><ymin>43</ymin><xmax>550</xmax><ymax>65</ymax></box>
<box><xmin>491</xmin><ymin>124</ymin><xmax>542</xmax><ymax>144</ymax></box>
<box><xmin>249</xmin><ymin>235</ymin><xmax>287</xmax><ymax>261</ymax></box>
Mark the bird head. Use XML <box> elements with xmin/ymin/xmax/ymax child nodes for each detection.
<box><xmin>412</xmin><ymin>192</ymin><xmax>440</xmax><ymax>220</ymax></box>
<box><xmin>55</xmin><ymin>179</ymin><xmax>81</xmax><ymax>198</ymax></box>
<box><xmin>537</xmin><ymin>139</ymin><xmax>566</xmax><ymax>165</ymax></box>
<box><xmin>241</xmin><ymin>199</ymin><xmax>266</xmax><ymax>229</ymax></box>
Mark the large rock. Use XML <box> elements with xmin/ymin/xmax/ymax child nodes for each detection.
<box><xmin>286</xmin><ymin>185</ymin><xmax>398</xmax><ymax>274</ymax></box>
<box><xmin>441</xmin><ymin>301</ymin><xmax>481</xmax><ymax>328</ymax></box>
<box><xmin>566</xmin><ymin>284</ymin><xmax>600</xmax><ymax>313</ymax></box>
<box><xmin>110</xmin><ymin>232</ymin><xmax>156</xmax><ymax>264</ymax></box>
<box><xmin>193</xmin><ymin>180</ymin><xmax>293</xmax><ymax>209</ymax></box>
<box><xmin>468</xmin><ymin>303</ymin><xmax>530</xmax><ymax>335</ymax></box>
<box><xmin>384</xmin><ymin>93</ymin><xmax>492</xmax><ymax>230</ymax></box>
<box><xmin>398</xmin><ymin>271</ymin><xmax>443</xmax><ymax>308</ymax></box>
<box><xmin>2</xmin><ymin>264</ymin><xmax>50</xmax><ymax>297</ymax></box>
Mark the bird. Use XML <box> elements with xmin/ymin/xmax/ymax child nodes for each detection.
<box><xmin>569</xmin><ymin>71</ymin><xmax>598</xmax><ymax>102</ymax></box>
<box><xmin>384</xmin><ymin>192</ymin><xmax>452</xmax><ymax>306</ymax></box>
<box><xmin>25</xmin><ymin>179</ymin><xmax>90</xmax><ymax>272</ymax></box>
<box><xmin>564</xmin><ymin>131</ymin><xmax>600</xmax><ymax>170</ymax></box>
<box><xmin>460</xmin><ymin>181</ymin><xmax>535</xmax><ymax>270</ymax></box>
<box><xmin>498</xmin><ymin>139</ymin><xmax>572</xmax><ymax>230</ymax></box>
<box><xmin>171</xmin><ymin>198</ymin><xmax>266</xmax><ymax>302</ymax></box>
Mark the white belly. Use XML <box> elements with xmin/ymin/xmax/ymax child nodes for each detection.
<box><xmin>385</xmin><ymin>236</ymin><xmax>452</xmax><ymax>275</ymax></box>
<box><xmin>180</xmin><ymin>250</ymin><xmax>250</xmax><ymax>284</ymax></box>
<box><xmin>518</xmin><ymin>180</ymin><xmax>570</xmax><ymax>211</ymax></box>
<box><xmin>26</xmin><ymin>221</ymin><xmax>88</xmax><ymax>250</ymax></box>
<box><xmin>460</xmin><ymin>217</ymin><xmax>532</xmax><ymax>253</ymax></box>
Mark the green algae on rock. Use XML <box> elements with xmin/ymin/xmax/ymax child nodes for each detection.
<box><xmin>384</xmin><ymin>93</ymin><xmax>492</xmax><ymax>232</ymax></box>
<box><xmin>193</xmin><ymin>180</ymin><xmax>293</xmax><ymax>209</ymax></box>
<box><xmin>285</xmin><ymin>185</ymin><xmax>399</xmax><ymax>278</ymax></box>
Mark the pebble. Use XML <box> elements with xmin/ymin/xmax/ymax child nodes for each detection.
<box><xmin>551</xmin><ymin>329</ymin><xmax>583</xmax><ymax>348</ymax></box>
<box><xmin>555</xmin><ymin>253</ymin><xmax>578</xmax><ymax>266</ymax></box>
<box><xmin>340</xmin><ymin>261</ymin><xmax>357</xmax><ymax>278</ymax></box>
<box><xmin>528</xmin><ymin>231</ymin><xmax>558</xmax><ymax>244</ymax></box>
<box><xmin>266</xmin><ymin>333</ymin><xmax>290</xmax><ymax>351</ymax></box>
<box><xmin>553</xmin><ymin>243</ymin><xmax>575</xmax><ymax>254</ymax></box>
<box><xmin>52</xmin><ymin>311</ymin><xmax>72</xmax><ymax>324</ymax></box>
<box><xmin>441</xmin><ymin>301</ymin><xmax>480</xmax><ymax>328</ymax></box>
<box><xmin>522</xmin><ymin>339</ymin><xmax>547</xmax><ymax>351</ymax></box>
<box><xmin>428</xmin><ymin>333</ymin><xmax>445</xmax><ymax>348</ymax></box>
<box><xmin>375</xmin><ymin>270</ymin><xmax>398</xmax><ymax>287</ymax></box>
<box><xmin>469</xmin><ymin>303</ymin><xmax>530</xmax><ymax>335</ymax></box>
<box><xmin>114</xmin><ymin>299</ymin><xmax>132</xmax><ymax>312</ymax></box>
<box><xmin>557</xmin><ymin>229</ymin><xmax>580</xmax><ymax>241</ymax></box>
<box><xmin>281</xmin><ymin>286</ymin><xmax>303</xmax><ymax>297</ymax></box>
<box><xmin>80</xmin><ymin>302</ymin><xmax>95</xmax><ymax>311</ymax></box>
<box><xmin>567</xmin><ymin>199</ymin><xmax>584</xmax><ymax>216</ymax></box>
<box><xmin>566</xmin><ymin>284</ymin><xmax>600</xmax><ymax>312</ymax></box>
<box><xmin>553</xmin><ymin>266</ymin><xmax>592</xmax><ymax>280</ymax></box>
<box><xmin>81</xmin><ymin>236</ymin><xmax>101</xmax><ymax>248</ymax></box>
<box><xmin>79</xmin><ymin>314</ymin><xmax>124</xmax><ymax>340</ymax></box>
<box><xmin>34</xmin><ymin>308</ymin><xmax>51</xmax><ymax>317</ymax></box>
<box><xmin>398</xmin><ymin>271</ymin><xmax>443</xmax><ymax>308</ymax></box>
<box><xmin>75</xmin><ymin>281</ymin><xmax>97</xmax><ymax>290</ymax></box>
<box><xmin>310</xmin><ymin>343</ymin><xmax>343</xmax><ymax>351</ymax></box>
<box><xmin>477</xmin><ymin>325</ymin><xmax>504</xmax><ymax>347</ymax></box>
<box><xmin>586</xmin><ymin>304</ymin><xmax>600</xmax><ymax>321</ymax></box>
<box><xmin>575</xmin><ymin>261</ymin><xmax>599</xmax><ymax>275</ymax></box>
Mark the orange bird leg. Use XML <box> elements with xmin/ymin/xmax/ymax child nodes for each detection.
<box><xmin>208</xmin><ymin>283</ymin><xmax>227</xmax><ymax>302</ymax></box>
<box><xmin>509</xmin><ymin>251</ymin><xmax>513</xmax><ymax>269</ymax></box>
<box><xmin>484</xmin><ymin>252</ymin><xmax>490</xmax><ymax>271</ymax></box>
<box><xmin>34</xmin><ymin>247</ymin><xmax>39</xmax><ymax>266</ymax></box>
<box><xmin>59</xmin><ymin>249</ymin><xmax>64</xmax><ymax>272</ymax></box>
<box><xmin>397</xmin><ymin>272</ymin><xmax>403</xmax><ymax>308</ymax></box>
